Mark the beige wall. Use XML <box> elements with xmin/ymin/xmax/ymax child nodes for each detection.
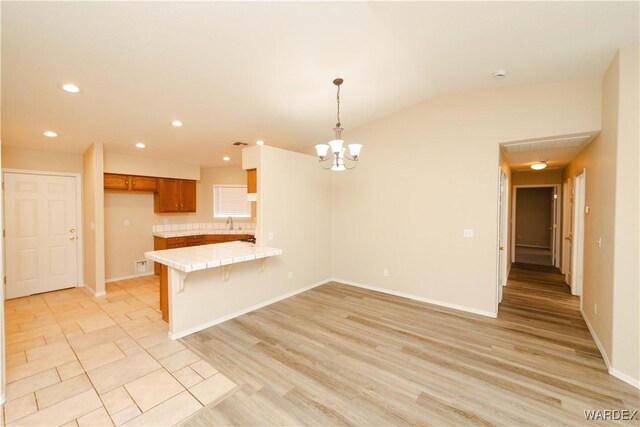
<box><xmin>331</xmin><ymin>78</ymin><xmax>601</xmax><ymax>316</ymax></box>
<box><xmin>611</xmin><ymin>44</ymin><xmax>639</xmax><ymax>384</ymax></box>
<box><xmin>563</xmin><ymin>45</ymin><xmax>639</xmax><ymax>386</ymax></box>
<box><xmin>1</xmin><ymin>146</ymin><xmax>82</xmax><ymax>173</ymax></box>
<box><xmin>512</xmin><ymin>169</ymin><xmax>563</xmax><ymax>186</ymax></box>
<box><xmin>104</xmin><ymin>152</ymin><xmax>200</xmax><ymax>180</ymax></box>
<box><xmin>82</xmin><ymin>143</ymin><xmax>105</xmax><ymax>295</ymax></box>
<box><xmin>515</xmin><ymin>187</ymin><xmax>552</xmax><ymax>248</ymax></box>
<box><xmin>170</xmin><ymin>145</ymin><xmax>332</xmax><ymax>335</ymax></box>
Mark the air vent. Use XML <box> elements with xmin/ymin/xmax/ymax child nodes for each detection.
<box><xmin>233</xmin><ymin>141</ymin><xmax>248</xmax><ymax>146</ymax></box>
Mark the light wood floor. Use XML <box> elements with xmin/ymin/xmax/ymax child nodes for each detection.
<box><xmin>181</xmin><ymin>264</ymin><xmax>639</xmax><ymax>426</ymax></box>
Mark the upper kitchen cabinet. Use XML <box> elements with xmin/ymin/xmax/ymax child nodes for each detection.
<box><xmin>104</xmin><ymin>174</ymin><xmax>158</xmax><ymax>191</ymax></box>
<box><xmin>247</xmin><ymin>169</ymin><xmax>257</xmax><ymax>194</ymax></box>
<box><xmin>154</xmin><ymin>178</ymin><xmax>197</xmax><ymax>213</ymax></box>
<box><xmin>130</xmin><ymin>175</ymin><xmax>158</xmax><ymax>191</ymax></box>
<box><xmin>247</xmin><ymin>169</ymin><xmax>257</xmax><ymax>201</ymax></box>
<box><xmin>104</xmin><ymin>173</ymin><xmax>130</xmax><ymax>190</ymax></box>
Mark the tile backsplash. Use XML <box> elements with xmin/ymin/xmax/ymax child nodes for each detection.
<box><xmin>152</xmin><ymin>222</ymin><xmax>256</xmax><ymax>233</ymax></box>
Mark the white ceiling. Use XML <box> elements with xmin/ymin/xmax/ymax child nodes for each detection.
<box><xmin>2</xmin><ymin>1</ymin><xmax>638</xmax><ymax>167</ymax></box>
<box><xmin>501</xmin><ymin>133</ymin><xmax>599</xmax><ymax>170</ymax></box>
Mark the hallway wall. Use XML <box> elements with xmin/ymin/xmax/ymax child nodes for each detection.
<box><xmin>515</xmin><ymin>187</ymin><xmax>553</xmax><ymax>248</ymax></box>
<box><xmin>564</xmin><ymin>44</ymin><xmax>639</xmax><ymax>387</ymax></box>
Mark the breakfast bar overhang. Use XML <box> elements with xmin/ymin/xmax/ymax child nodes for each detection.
<box><xmin>145</xmin><ymin>241</ymin><xmax>283</xmax><ymax>339</ymax></box>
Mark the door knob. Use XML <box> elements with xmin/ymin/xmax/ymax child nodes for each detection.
<box><xmin>69</xmin><ymin>228</ymin><xmax>75</xmax><ymax>233</ymax></box>
<box><xmin>499</xmin><ymin>246</ymin><xmax>504</xmax><ymax>251</ymax></box>
<box><xmin>69</xmin><ymin>236</ymin><xmax>77</xmax><ymax>241</ymax></box>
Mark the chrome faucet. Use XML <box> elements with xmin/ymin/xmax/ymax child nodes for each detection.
<box><xmin>226</xmin><ymin>216</ymin><xmax>234</xmax><ymax>230</ymax></box>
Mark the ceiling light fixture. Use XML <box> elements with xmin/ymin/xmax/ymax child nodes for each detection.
<box><xmin>61</xmin><ymin>83</ymin><xmax>81</xmax><ymax>93</ymax></box>
<box><xmin>223</xmin><ymin>156</ymin><xmax>230</xmax><ymax>161</ymax></box>
<box><xmin>493</xmin><ymin>70</ymin><xmax>508</xmax><ymax>79</ymax></box>
<box><xmin>171</xmin><ymin>120</ymin><xmax>183</xmax><ymax>127</ymax></box>
<box><xmin>256</xmin><ymin>140</ymin><xmax>264</xmax><ymax>146</ymax></box>
<box><xmin>531</xmin><ymin>161</ymin><xmax>548</xmax><ymax>170</ymax></box>
<box><xmin>43</xmin><ymin>131</ymin><xmax>58</xmax><ymax>138</ymax></box>
<box><xmin>315</xmin><ymin>78</ymin><xmax>362</xmax><ymax>171</ymax></box>
<box><xmin>135</xmin><ymin>142</ymin><xmax>146</xmax><ymax>149</ymax></box>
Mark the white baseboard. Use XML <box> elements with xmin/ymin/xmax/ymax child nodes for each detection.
<box><xmin>609</xmin><ymin>367</ymin><xmax>640</xmax><ymax>389</ymax></box>
<box><xmin>580</xmin><ymin>308</ymin><xmax>639</xmax><ymax>390</ymax></box>
<box><xmin>169</xmin><ymin>278</ymin><xmax>331</xmax><ymax>340</ymax></box>
<box><xmin>581</xmin><ymin>308</ymin><xmax>611</xmax><ymax>367</ymax></box>
<box><xmin>332</xmin><ymin>278</ymin><xmax>497</xmax><ymax>318</ymax></box>
<box><xmin>79</xmin><ymin>284</ymin><xmax>106</xmax><ymax>298</ymax></box>
<box><xmin>106</xmin><ymin>272</ymin><xmax>155</xmax><ymax>283</ymax></box>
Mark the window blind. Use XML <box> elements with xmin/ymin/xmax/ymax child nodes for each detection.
<box><xmin>213</xmin><ymin>185</ymin><xmax>251</xmax><ymax>218</ymax></box>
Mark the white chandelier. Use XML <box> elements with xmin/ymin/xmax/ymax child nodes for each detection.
<box><xmin>315</xmin><ymin>78</ymin><xmax>362</xmax><ymax>171</ymax></box>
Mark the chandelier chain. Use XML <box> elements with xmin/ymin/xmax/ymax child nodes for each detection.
<box><xmin>336</xmin><ymin>84</ymin><xmax>341</xmax><ymax>128</ymax></box>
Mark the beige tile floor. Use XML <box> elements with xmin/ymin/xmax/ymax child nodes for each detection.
<box><xmin>1</xmin><ymin>276</ymin><xmax>238</xmax><ymax>426</ymax></box>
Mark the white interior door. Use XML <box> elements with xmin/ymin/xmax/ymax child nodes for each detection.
<box><xmin>571</xmin><ymin>172</ymin><xmax>586</xmax><ymax>297</ymax></box>
<box><xmin>4</xmin><ymin>172</ymin><xmax>79</xmax><ymax>299</ymax></box>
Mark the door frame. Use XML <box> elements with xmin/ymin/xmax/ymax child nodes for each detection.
<box><xmin>496</xmin><ymin>169</ymin><xmax>509</xmax><ymax>310</ymax></box>
<box><xmin>511</xmin><ymin>184</ymin><xmax>562</xmax><ymax>267</ymax></box>
<box><xmin>571</xmin><ymin>170</ymin><xmax>586</xmax><ymax>299</ymax></box>
<box><xmin>2</xmin><ymin>169</ymin><xmax>84</xmax><ymax>295</ymax></box>
<box><xmin>561</xmin><ymin>177</ymin><xmax>573</xmax><ymax>282</ymax></box>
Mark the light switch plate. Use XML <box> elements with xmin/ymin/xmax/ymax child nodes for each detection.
<box><xmin>463</xmin><ymin>229</ymin><xmax>474</xmax><ymax>238</ymax></box>
<box><xmin>124</xmin><ymin>219</ymin><xmax>130</xmax><ymax>226</ymax></box>
<box><xmin>268</xmin><ymin>232</ymin><xmax>274</xmax><ymax>240</ymax></box>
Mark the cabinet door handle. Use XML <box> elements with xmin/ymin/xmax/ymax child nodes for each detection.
<box><xmin>181</xmin><ymin>203</ymin><xmax>184</xmax><ymax>209</ymax></box>
<box><xmin>175</xmin><ymin>203</ymin><xmax>178</xmax><ymax>209</ymax></box>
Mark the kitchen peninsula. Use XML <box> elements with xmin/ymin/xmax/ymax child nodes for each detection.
<box><xmin>145</xmin><ymin>241</ymin><xmax>283</xmax><ymax>339</ymax></box>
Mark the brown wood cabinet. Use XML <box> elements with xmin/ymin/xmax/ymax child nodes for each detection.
<box><xmin>104</xmin><ymin>174</ymin><xmax>130</xmax><ymax>190</ymax></box>
<box><xmin>104</xmin><ymin>173</ymin><xmax>159</xmax><ymax>191</ymax></box>
<box><xmin>247</xmin><ymin>169</ymin><xmax>257</xmax><ymax>194</ymax></box>
<box><xmin>130</xmin><ymin>176</ymin><xmax>158</xmax><ymax>191</ymax></box>
<box><xmin>154</xmin><ymin>179</ymin><xmax>197</xmax><ymax>213</ymax></box>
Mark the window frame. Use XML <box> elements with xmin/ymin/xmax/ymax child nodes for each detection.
<box><xmin>212</xmin><ymin>184</ymin><xmax>252</xmax><ymax>218</ymax></box>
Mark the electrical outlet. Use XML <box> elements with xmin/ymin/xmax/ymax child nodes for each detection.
<box><xmin>383</xmin><ymin>269</ymin><xmax>389</xmax><ymax>277</ymax></box>
<box><xmin>124</xmin><ymin>219</ymin><xmax>130</xmax><ymax>226</ymax></box>
<box><xmin>597</xmin><ymin>237</ymin><xmax>602</xmax><ymax>248</ymax></box>
<box><xmin>268</xmin><ymin>232</ymin><xmax>274</xmax><ymax>240</ymax></box>
<box><xmin>463</xmin><ymin>229</ymin><xmax>474</xmax><ymax>238</ymax></box>
<box><xmin>288</xmin><ymin>272</ymin><xmax>293</xmax><ymax>280</ymax></box>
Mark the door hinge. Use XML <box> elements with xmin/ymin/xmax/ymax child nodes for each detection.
<box><xmin>4</xmin><ymin>277</ymin><xmax>6</xmax><ymax>285</ymax></box>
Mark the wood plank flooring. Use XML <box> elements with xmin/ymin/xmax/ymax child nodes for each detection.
<box><xmin>180</xmin><ymin>264</ymin><xmax>639</xmax><ymax>426</ymax></box>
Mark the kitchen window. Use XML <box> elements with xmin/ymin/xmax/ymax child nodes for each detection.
<box><xmin>213</xmin><ymin>185</ymin><xmax>251</xmax><ymax>218</ymax></box>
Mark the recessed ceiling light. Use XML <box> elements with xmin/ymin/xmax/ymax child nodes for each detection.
<box><xmin>61</xmin><ymin>83</ymin><xmax>80</xmax><ymax>93</ymax></box>
<box><xmin>493</xmin><ymin>70</ymin><xmax>508</xmax><ymax>79</ymax></box>
<box><xmin>135</xmin><ymin>142</ymin><xmax>146</xmax><ymax>149</ymax></box>
<box><xmin>223</xmin><ymin>156</ymin><xmax>230</xmax><ymax>161</ymax></box>
<box><xmin>171</xmin><ymin>120</ymin><xmax>183</xmax><ymax>127</ymax></box>
<box><xmin>43</xmin><ymin>131</ymin><xmax>58</xmax><ymax>138</ymax></box>
<box><xmin>256</xmin><ymin>140</ymin><xmax>264</xmax><ymax>146</ymax></box>
<box><xmin>531</xmin><ymin>161</ymin><xmax>547</xmax><ymax>170</ymax></box>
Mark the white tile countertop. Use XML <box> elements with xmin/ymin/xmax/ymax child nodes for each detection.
<box><xmin>153</xmin><ymin>230</ymin><xmax>255</xmax><ymax>238</ymax></box>
<box><xmin>144</xmin><ymin>241</ymin><xmax>282</xmax><ymax>273</ymax></box>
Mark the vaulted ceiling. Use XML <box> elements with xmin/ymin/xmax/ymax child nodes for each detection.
<box><xmin>2</xmin><ymin>1</ymin><xmax>638</xmax><ymax>166</ymax></box>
